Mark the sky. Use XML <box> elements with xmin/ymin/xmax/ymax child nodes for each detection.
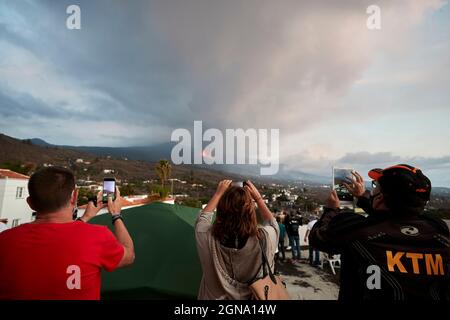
<box><xmin>0</xmin><ymin>0</ymin><xmax>449</xmax><ymax>186</ymax></box>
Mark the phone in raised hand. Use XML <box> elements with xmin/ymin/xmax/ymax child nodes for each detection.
<box><xmin>102</xmin><ymin>178</ymin><xmax>116</xmax><ymax>204</ymax></box>
<box><xmin>332</xmin><ymin>167</ymin><xmax>355</xmax><ymax>207</ymax></box>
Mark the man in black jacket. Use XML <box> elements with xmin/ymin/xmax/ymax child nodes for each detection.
<box><xmin>309</xmin><ymin>164</ymin><xmax>450</xmax><ymax>301</ymax></box>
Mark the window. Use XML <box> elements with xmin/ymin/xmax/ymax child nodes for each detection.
<box><xmin>16</xmin><ymin>187</ymin><xmax>24</xmax><ymax>199</ymax></box>
<box><xmin>12</xmin><ymin>219</ymin><xmax>20</xmax><ymax>227</ymax></box>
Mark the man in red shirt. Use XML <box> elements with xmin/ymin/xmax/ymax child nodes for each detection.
<box><xmin>0</xmin><ymin>167</ymin><xmax>135</xmax><ymax>300</ymax></box>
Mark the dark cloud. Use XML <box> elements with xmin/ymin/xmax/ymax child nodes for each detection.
<box><xmin>0</xmin><ymin>89</ymin><xmax>67</xmax><ymax>119</ymax></box>
<box><xmin>1</xmin><ymin>0</ymin><xmax>445</xmax><ymax>138</ymax></box>
<box><xmin>0</xmin><ymin>0</ymin><xmax>449</xmax><ymax>184</ymax></box>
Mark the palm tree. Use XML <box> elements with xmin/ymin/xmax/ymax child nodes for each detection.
<box><xmin>155</xmin><ymin>159</ymin><xmax>171</xmax><ymax>190</ymax></box>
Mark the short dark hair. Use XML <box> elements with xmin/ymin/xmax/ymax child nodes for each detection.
<box><xmin>28</xmin><ymin>167</ymin><xmax>76</xmax><ymax>213</ymax></box>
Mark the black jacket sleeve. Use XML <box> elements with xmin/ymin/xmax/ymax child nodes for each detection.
<box><xmin>356</xmin><ymin>191</ymin><xmax>374</xmax><ymax>215</ymax></box>
<box><xmin>309</xmin><ymin>207</ymin><xmax>366</xmax><ymax>254</ymax></box>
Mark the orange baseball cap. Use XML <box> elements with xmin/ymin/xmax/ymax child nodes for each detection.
<box><xmin>368</xmin><ymin>164</ymin><xmax>431</xmax><ymax>202</ymax></box>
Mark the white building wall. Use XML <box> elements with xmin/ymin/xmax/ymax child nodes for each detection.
<box><xmin>0</xmin><ymin>178</ymin><xmax>33</xmax><ymax>228</ymax></box>
<box><xmin>0</xmin><ymin>179</ymin><xmax>6</xmax><ymax>217</ymax></box>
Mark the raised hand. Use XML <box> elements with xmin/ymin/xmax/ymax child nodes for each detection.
<box><xmin>107</xmin><ymin>186</ymin><xmax>122</xmax><ymax>216</ymax></box>
<box><xmin>203</xmin><ymin>180</ymin><xmax>232</xmax><ymax>213</ymax></box>
<box><xmin>326</xmin><ymin>190</ymin><xmax>340</xmax><ymax>209</ymax></box>
<box><xmin>81</xmin><ymin>191</ymin><xmax>105</xmax><ymax>222</ymax></box>
<box><xmin>244</xmin><ymin>180</ymin><xmax>263</xmax><ymax>202</ymax></box>
<box><xmin>215</xmin><ymin>180</ymin><xmax>232</xmax><ymax>197</ymax></box>
<box><xmin>343</xmin><ymin>171</ymin><xmax>366</xmax><ymax>197</ymax></box>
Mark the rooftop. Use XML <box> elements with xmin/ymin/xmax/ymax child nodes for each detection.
<box><xmin>0</xmin><ymin>169</ymin><xmax>30</xmax><ymax>180</ymax></box>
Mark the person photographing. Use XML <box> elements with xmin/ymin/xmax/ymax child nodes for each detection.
<box><xmin>195</xmin><ymin>180</ymin><xmax>279</xmax><ymax>300</ymax></box>
<box><xmin>309</xmin><ymin>164</ymin><xmax>450</xmax><ymax>301</ymax></box>
<box><xmin>0</xmin><ymin>166</ymin><xmax>135</xmax><ymax>300</ymax></box>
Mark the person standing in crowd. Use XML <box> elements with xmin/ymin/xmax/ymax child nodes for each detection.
<box><xmin>285</xmin><ymin>212</ymin><xmax>302</xmax><ymax>262</ymax></box>
<box><xmin>195</xmin><ymin>180</ymin><xmax>279</xmax><ymax>300</ymax></box>
<box><xmin>304</xmin><ymin>215</ymin><xmax>320</xmax><ymax>266</ymax></box>
<box><xmin>0</xmin><ymin>167</ymin><xmax>135</xmax><ymax>300</ymax></box>
<box><xmin>275</xmin><ymin>216</ymin><xmax>286</xmax><ymax>262</ymax></box>
<box><xmin>310</xmin><ymin>164</ymin><xmax>450</xmax><ymax>301</ymax></box>
<box><xmin>282</xmin><ymin>210</ymin><xmax>292</xmax><ymax>251</ymax></box>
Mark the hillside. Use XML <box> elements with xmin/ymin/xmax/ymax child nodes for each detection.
<box><xmin>0</xmin><ymin>134</ymin><xmax>93</xmax><ymax>165</ymax></box>
<box><xmin>28</xmin><ymin>137</ymin><xmax>329</xmax><ymax>185</ymax></box>
<box><xmin>0</xmin><ymin>133</ymin><xmax>243</xmax><ymax>191</ymax></box>
<box><xmin>29</xmin><ymin>138</ymin><xmax>173</xmax><ymax>163</ymax></box>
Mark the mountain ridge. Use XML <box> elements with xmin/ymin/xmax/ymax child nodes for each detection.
<box><xmin>26</xmin><ymin>136</ymin><xmax>329</xmax><ymax>185</ymax></box>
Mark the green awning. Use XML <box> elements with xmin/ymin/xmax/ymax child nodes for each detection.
<box><xmin>90</xmin><ymin>202</ymin><xmax>202</xmax><ymax>299</ymax></box>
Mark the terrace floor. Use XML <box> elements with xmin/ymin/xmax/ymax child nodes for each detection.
<box><xmin>275</xmin><ymin>249</ymin><xmax>340</xmax><ymax>300</ymax></box>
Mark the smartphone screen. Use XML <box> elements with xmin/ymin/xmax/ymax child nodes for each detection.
<box><xmin>231</xmin><ymin>181</ymin><xmax>244</xmax><ymax>188</ymax></box>
<box><xmin>332</xmin><ymin>168</ymin><xmax>354</xmax><ymax>206</ymax></box>
<box><xmin>102</xmin><ymin>178</ymin><xmax>116</xmax><ymax>203</ymax></box>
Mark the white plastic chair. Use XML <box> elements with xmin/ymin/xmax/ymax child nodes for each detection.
<box><xmin>320</xmin><ymin>254</ymin><xmax>341</xmax><ymax>275</ymax></box>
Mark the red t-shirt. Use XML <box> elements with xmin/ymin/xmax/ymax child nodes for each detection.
<box><xmin>0</xmin><ymin>221</ymin><xmax>124</xmax><ymax>300</ymax></box>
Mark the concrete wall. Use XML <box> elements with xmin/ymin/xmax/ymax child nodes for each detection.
<box><xmin>75</xmin><ymin>203</ymin><xmax>146</xmax><ymax>218</ymax></box>
<box><xmin>0</xmin><ymin>178</ymin><xmax>33</xmax><ymax>228</ymax></box>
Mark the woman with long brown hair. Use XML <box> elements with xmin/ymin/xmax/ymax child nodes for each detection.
<box><xmin>195</xmin><ymin>180</ymin><xmax>279</xmax><ymax>300</ymax></box>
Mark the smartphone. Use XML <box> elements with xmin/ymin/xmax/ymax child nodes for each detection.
<box><xmin>231</xmin><ymin>181</ymin><xmax>248</xmax><ymax>188</ymax></box>
<box><xmin>332</xmin><ymin>167</ymin><xmax>354</xmax><ymax>206</ymax></box>
<box><xmin>102</xmin><ymin>178</ymin><xmax>116</xmax><ymax>203</ymax></box>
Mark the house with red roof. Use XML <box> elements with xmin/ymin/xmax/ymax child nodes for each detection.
<box><xmin>0</xmin><ymin>169</ymin><xmax>33</xmax><ymax>228</ymax></box>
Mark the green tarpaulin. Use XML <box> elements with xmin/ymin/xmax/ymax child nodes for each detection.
<box><xmin>90</xmin><ymin>202</ymin><xmax>202</xmax><ymax>299</ymax></box>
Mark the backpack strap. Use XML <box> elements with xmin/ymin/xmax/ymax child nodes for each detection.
<box><xmin>256</xmin><ymin>229</ymin><xmax>277</xmax><ymax>284</ymax></box>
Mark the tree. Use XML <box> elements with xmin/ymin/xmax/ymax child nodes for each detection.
<box><xmin>77</xmin><ymin>188</ymin><xmax>95</xmax><ymax>206</ymax></box>
<box><xmin>152</xmin><ymin>185</ymin><xmax>170</xmax><ymax>200</ymax></box>
<box><xmin>1</xmin><ymin>161</ymin><xmax>36</xmax><ymax>175</ymax></box>
<box><xmin>120</xmin><ymin>184</ymin><xmax>136</xmax><ymax>197</ymax></box>
<box><xmin>179</xmin><ymin>197</ymin><xmax>202</xmax><ymax>209</ymax></box>
<box><xmin>155</xmin><ymin>159</ymin><xmax>171</xmax><ymax>190</ymax></box>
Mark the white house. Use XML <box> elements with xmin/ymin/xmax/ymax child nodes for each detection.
<box><xmin>0</xmin><ymin>169</ymin><xmax>33</xmax><ymax>228</ymax></box>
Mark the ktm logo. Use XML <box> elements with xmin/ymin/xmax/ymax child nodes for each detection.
<box><xmin>386</xmin><ymin>251</ymin><xmax>445</xmax><ymax>276</ymax></box>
